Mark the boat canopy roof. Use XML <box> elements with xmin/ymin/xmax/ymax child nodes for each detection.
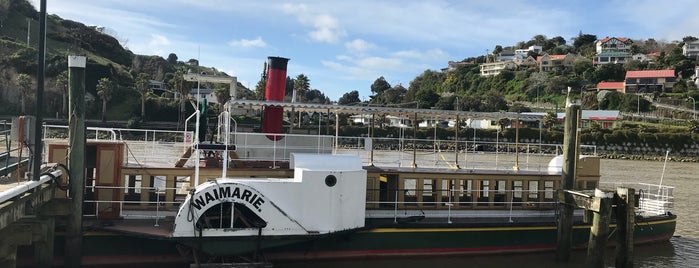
<box><xmin>229</xmin><ymin>100</ymin><xmax>543</xmax><ymax>121</ymax></box>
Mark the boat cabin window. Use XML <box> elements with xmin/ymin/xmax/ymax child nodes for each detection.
<box><xmin>124</xmin><ymin>175</ymin><xmax>142</xmax><ymax>202</ymax></box>
<box><xmin>544</xmin><ymin>181</ymin><xmax>555</xmax><ymax>200</ymax></box>
<box><xmin>422</xmin><ymin>179</ymin><xmax>437</xmax><ymax>206</ymax></box>
<box><xmin>459</xmin><ymin>180</ymin><xmax>473</xmax><ymax>204</ymax></box>
<box><xmin>512</xmin><ymin>180</ymin><xmax>523</xmax><ymax>204</ymax></box>
<box><xmin>528</xmin><ymin>181</ymin><xmax>539</xmax><ymax>201</ymax></box>
<box><xmin>477</xmin><ymin>180</ymin><xmax>490</xmax><ymax>206</ymax></box>
<box><xmin>441</xmin><ymin>180</ymin><xmax>455</xmax><ymax>204</ymax></box>
<box><xmin>494</xmin><ymin>180</ymin><xmax>507</xmax><ymax>207</ymax></box>
<box><xmin>149</xmin><ymin>175</ymin><xmax>166</xmax><ymax>202</ymax></box>
<box><xmin>404</xmin><ymin>179</ymin><xmax>417</xmax><ymax>206</ymax></box>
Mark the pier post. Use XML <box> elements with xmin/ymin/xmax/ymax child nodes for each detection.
<box><xmin>33</xmin><ymin>216</ymin><xmax>55</xmax><ymax>267</ymax></box>
<box><xmin>66</xmin><ymin>55</ymin><xmax>87</xmax><ymax>267</ymax></box>
<box><xmin>586</xmin><ymin>190</ymin><xmax>613</xmax><ymax>268</ymax></box>
<box><xmin>556</xmin><ymin>89</ymin><xmax>580</xmax><ymax>261</ymax></box>
<box><xmin>615</xmin><ymin>187</ymin><xmax>635</xmax><ymax>268</ymax></box>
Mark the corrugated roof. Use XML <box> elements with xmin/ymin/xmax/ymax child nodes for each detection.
<box><xmin>625</xmin><ymin>69</ymin><xmax>675</xmax><ymax>78</ymax></box>
<box><xmin>598</xmin><ymin>37</ymin><xmax>631</xmax><ymax>44</ymax></box>
<box><xmin>228</xmin><ymin>100</ymin><xmax>543</xmax><ymax>120</ymax></box>
<box><xmin>597</xmin><ymin>82</ymin><xmax>625</xmax><ymax>89</ymax></box>
<box><xmin>557</xmin><ymin>110</ymin><xmax>620</xmax><ymax>121</ymax></box>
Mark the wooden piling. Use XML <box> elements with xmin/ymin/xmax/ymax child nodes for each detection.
<box><xmin>556</xmin><ymin>90</ymin><xmax>580</xmax><ymax>261</ymax></box>
<box><xmin>586</xmin><ymin>190</ymin><xmax>613</xmax><ymax>268</ymax></box>
<box><xmin>615</xmin><ymin>187</ymin><xmax>635</xmax><ymax>268</ymax></box>
<box><xmin>66</xmin><ymin>55</ymin><xmax>87</xmax><ymax>267</ymax></box>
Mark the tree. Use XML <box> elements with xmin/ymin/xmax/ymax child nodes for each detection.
<box><xmin>370</xmin><ymin>76</ymin><xmax>391</xmax><ymax>96</ymax></box>
<box><xmin>55</xmin><ymin>70</ymin><xmax>69</xmax><ymax>117</ymax></box>
<box><xmin>542</xmin><ymin>112</ymin><xmax>557</xmax><ymax>131</ymax></box>
<box><xmin>96</xmin><ymin>77</ymin><xmax>113</xmax><ymax>122</ymax></box>
<box><xmin>689</xmin><ymin>120</ymin><xmax>699</xmax><ymax>134</ymax></box>
<box><xmin>0</xmin><ymin>0</ymin><xmax>10</xmax><ymax>28</ymax></box>
<box><xmin>338</xmin><ymin>90</ymin><xmax>361</xmax><ymax>105</ymax></box>
<box><xmin>482</xmin><ymin>90</ymin><xmax>508</xmax><ymax>112</ymax></box>
<box><xmin>171</xmin><ymin>70</ymin><xmax>189</xmax><ymax>126</ymax></box>
<box><xmin>167</xmin><ymin>53</ymin><xmax>178</xmax><ymax>64</ymax></box>
<box><xmin>214</xmin><ymin>87</ymin><xmax>231</xmax><ymax>105</ymax></box>
<box><xmin>293</xmin><ymin>74</ymin><xmax>310</xmax><ymax>102</ymax></box>
<box><xmin>254</xmin><ymin>79</ymin><xmax>266</xmax><ymax>100</ymax></box>
<box><xmin>17</xmin><ymin>74</ymin><xmax>33</xmax><ymax>114</ymax></box>
<box><xmin>135</xmin><ymin>73</ymin><xmax>151</xmax><ymax>119</ymax></box>
<box><xmin>497</xmin><ymin>118</ymin><xmax>511</xmax><ymax>132</ymax></box>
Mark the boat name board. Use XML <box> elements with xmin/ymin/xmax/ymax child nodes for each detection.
<box><xmin>191</xmin><ymin>185</ymin><xmax>266</xmax><ymax>213</ymax></box>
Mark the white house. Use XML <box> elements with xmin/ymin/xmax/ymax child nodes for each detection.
<box><xmin>189</xmin><ymin>88</ymin><xmax>218</xmax><ymax>104</ymax></box>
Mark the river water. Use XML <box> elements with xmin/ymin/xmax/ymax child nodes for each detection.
<box><xmin>276</xmin><ymin>157</ymin><xmax>699</xmax><ymax>268</ymax></box>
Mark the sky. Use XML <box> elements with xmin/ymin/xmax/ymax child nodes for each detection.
<box><xmin>29</xmin><ymin>0</ymin><xmax>699</xmax><ymax>101</ymax></box>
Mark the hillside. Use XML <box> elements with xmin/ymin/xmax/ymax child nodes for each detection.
<box><xmin>0</xmin><ymin>0</ymin><xmax>245</xmax><ymax>122</ymax></box>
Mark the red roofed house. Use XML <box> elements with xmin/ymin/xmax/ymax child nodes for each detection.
<box><xmin>624</xmin><ymin>69</ymin><xmax>676</xmax><ymax>93</ymax></box>
<box><xmin>596</xmin><ymin>81</ymin><xmax>626</xmax><ymax>93</ymax></box>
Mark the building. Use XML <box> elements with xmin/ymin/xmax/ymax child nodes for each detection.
<box><xmin>496</xmin><ymin>50</ymin><xmax>516</xmax><ymax>62</ymax></box>
<box><xmin>479</xmin><ymin>61</ymin><xmax>517</xmax><ymax>76</ymax></box>
<box><xmin>514</xmin><ymin>45</ymin><xmax>543</xmax><ymax>56</ymax></box>
<box><xmin>595</xmin><ymin>37</ymin><xmax>633</xmax><ymax>65</ymax></box>
<box><xmin>683</xmin><ymin>40</ymin><xmax>699</xmax><ymax>59</ymax></box>
<box><xmin>624</xmin><ymin>69</ymin><xmax>676</xmax><ymax>93</ymax></box>
<box><xmin>536</xmin><ymin>53</ymin><xmax>583</xmax><ymax>72</ymax></box>
<box><xmin>189</xmin><ymin>88</ymin><xmax>218</xmax><ymax>104</ymax></box>
<box><xmin>514</xmin><ymin>55</ymin><xmax>538</xmax><ymax>68</ymax></box>
<box><xmin>442</xmin><ymin>60</ymin><xmax>475</xmax><ymax>72</ymax></box>
<box><xmin>596</xmin><ymin>81</ymin><xmax>625</xmax><ymax>93</ymax></box>
<box><xmin>557</xmin><ymin>110</ymin><xmax>620</xmax><ymax>129</ymax></box>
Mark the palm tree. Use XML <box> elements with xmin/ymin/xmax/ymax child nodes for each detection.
<box><xmin>55</xmin><ymin>70</ymin><xmax>68</xmax><ymax>117</ymax></box>
<box><xmin>96</xmin><ymin>77</ymin><xmax>113</xmax><ymax>122</ymax></box>
<box><xmin>172</xmin><ymin>70</ymin><xmax>189</xmax><ymax>126</ymax></box>
<box><xmin>17</xmin><ymin>74</ymin><xmax>33</xmax><ymax>114</ymax></box>
<box><xmin>135</xmin><ymin>73</ymin><xmax>151</xmax><ymax>119</ymax></box>
<box><xmin>293</xmin><ymin>74</ymin><xmax>310</xmax><ymax>102</ymax></box>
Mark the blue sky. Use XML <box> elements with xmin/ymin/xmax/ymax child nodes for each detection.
<box><xmin>31</xmin><ymin>0</ymin><xmax>698</xmax><ymax>101</ymax></box>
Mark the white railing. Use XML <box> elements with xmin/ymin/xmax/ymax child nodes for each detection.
<box><xmin>42</xmin><ymin>124</ymin><xmax>596</xmax><ymax>171</ymax></box>
<box><xmin>600</xmin><ymin>182</ymin><xmax>674</xmax><ymax>216</ymax></box>
<box><xmin>365</xmin><ymin>188</ymin><xmax>559</xmax><ymax>224</ymax></box>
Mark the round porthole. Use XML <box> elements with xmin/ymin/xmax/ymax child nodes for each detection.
<box><xmin>325</xmin><ymin>175</ymin><xmax>337</xmax><ymax>187</ymax></box>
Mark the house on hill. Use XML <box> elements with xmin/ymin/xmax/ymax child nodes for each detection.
<box><xmin>479</xmin><ymin>61</ymin><xmax>517</xmax><ymax>76</ymax></box>
<box><xmin>624</xmin><ymin>69</ymin><xmax>676</xmax><ymax>93</ymax></box>
<box><xmin>596</xmin><ymin>81</ymin><xmax>625</xmax><ymax>93</ymax></box>
<box><xmin>536</xmin><ymin>53</ymin><xmax>582</xmax><ymax>72</ymax></box>
<box><xmin>683</xmin><ymin>40</ymin><xmax>699</xmax><ymax>59</ymax></box>
<box><xmin>595</xmin><ymin>37</ymin><xmax>633</xmax><ymax>65</ymax></box>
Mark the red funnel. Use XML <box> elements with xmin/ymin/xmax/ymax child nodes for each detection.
<box><xmin>262</xmin><ymin>57</ymin><xmax>289</xmax><ymax>140</ymax></box>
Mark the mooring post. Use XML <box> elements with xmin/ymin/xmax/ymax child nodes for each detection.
<box><xmin>33</xmin><ymin>216</ymin><xmax>56</xmax><ymax>267</ymax></box>
<box><xmin>615</xmin><ymin>187</ymin><xmax>635</xmax><ymax>268</ymax></box>
<box><xmin>556</xmin><ymin>88</ymin><xmax>580</xmax><ymax>261</ymax></box>
<box><xmin>66</xmin><ymin>55</ymin><xmax>87</xmax><ymax>267</ymax></box>
<box><xmin>586</xmin><ymin>189</ymin><xmax>613</xmax><ymax>268</ymax></box>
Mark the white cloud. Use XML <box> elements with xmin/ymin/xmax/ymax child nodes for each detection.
<box><xmin>345</xmin><ymin>39</ymin><xmax>375</xmax><ymax>54</ymax></box>
<box><xmin>281</xmin><ymin>3</ymin><xmax>346</xmax><ymax>43</ymax></box>
<box><xmin>393</xmin><ymin>49</ymin><xmax>448</xmax><ymax>61</ymax></box>
<box><xmin>149</xmin><ymin>34</ymin><xmax>171</xmax><ymax>47</ymax></box>
<box><xmin>229</xmin><ymin>37</ymin><xmax>267</xmax><ymax>48</ymax></box>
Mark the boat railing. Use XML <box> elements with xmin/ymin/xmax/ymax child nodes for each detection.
<box><xmin>83</xmin><ymin>184</ymin><xmax>185</xmax><ymax>225</ymax></box>
<box><xmin>43</xmin><ymin>124</ymin><xmax>194</xmax><ymax>166</ymax></box>
<box><xmin>599</xmin><ymin>182</ymin><xmax>674</xmax><ymax>216</ymax></box>
<box><xmin>365</xmin><ymin>188</ymin><xmax>559</xmax><ymax>223</ymax></box>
